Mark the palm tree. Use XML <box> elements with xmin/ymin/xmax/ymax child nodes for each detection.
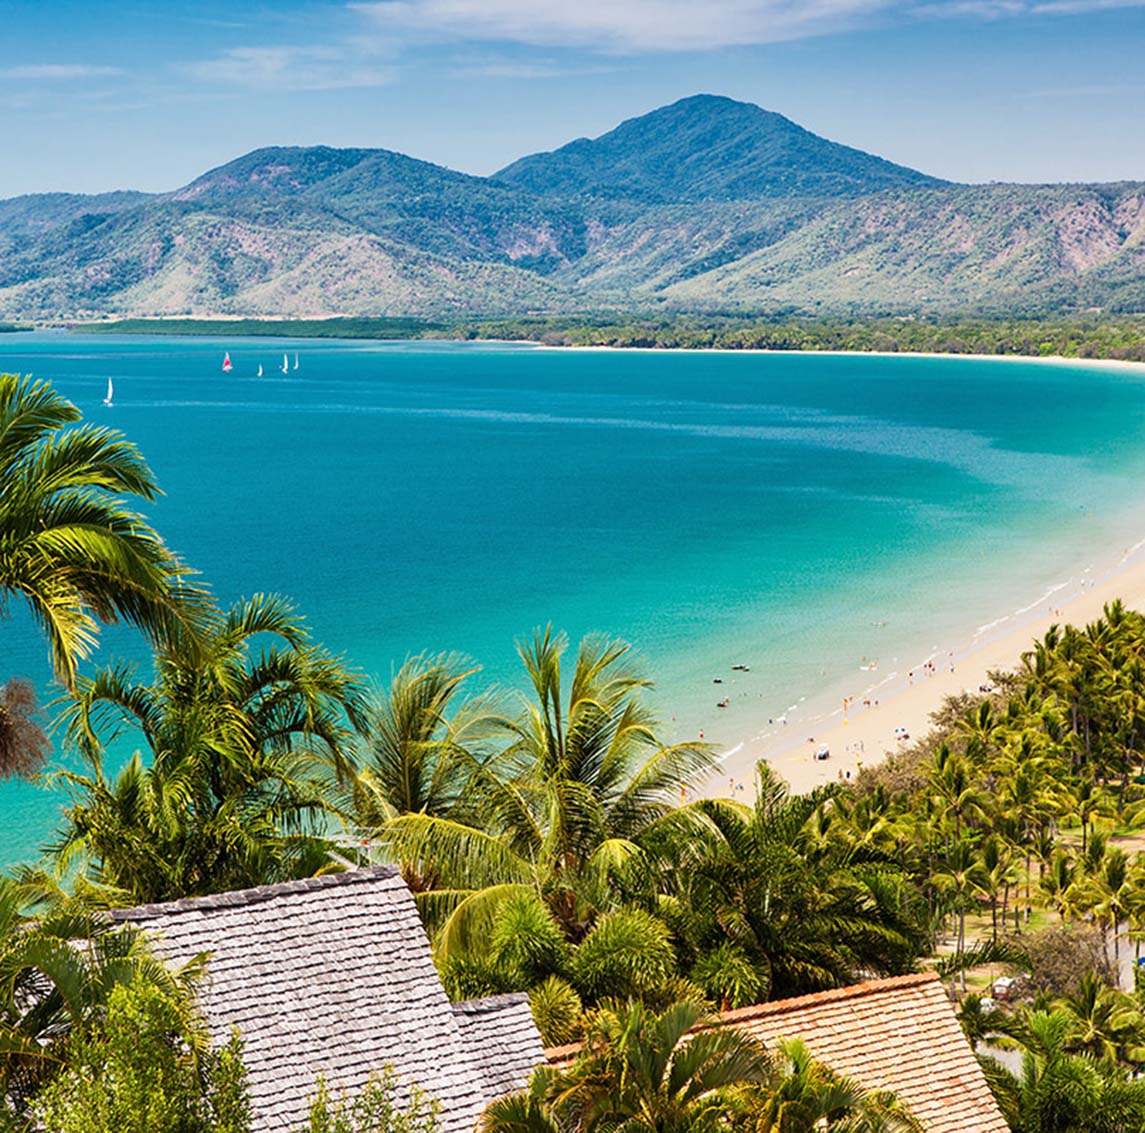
<box><xmin>0</xmin><ymin>373</ymin><xmax>208</xmax><ymax>688</ymax></box>
<box><xmin>672</xmin><ymin>763</ymin><xmax>926</xmax><ymax>1002</ymax></box>
<box><xmin>1055</xmin><ymin>973</ymin><xmax>1145</xmax><ymax>1065</ymax></box>
<box><xmin>336</xmin><ymin>652</ymin><xmax>502</xmax><ymax>849</ymax></box>
<box><xmin>482</xmin><ymin>999</ymin><xmax>769</xmax><ymax>1133</ymax></box>
<box><xmin>930</xmin><ymin>838</ymin><xmax>988</xmax><ymax>987</ymax></box>
<box><xmin>0</xmin><ymin>876</ymin><xmax>206</xmax><ymax>1120</ymax></box>
<box><xmin>981</xmin><ymin>1009</ymin><xmax>1145</xmax><ymax>1133</ymax></box>
<box><xmin>384</xmin><ymin>627</ymin><xmax>714</xmax><ymax>953</ymax></box>
<box><xmin>53</xmin><ymin>594</ymin><xmax>361</xmax><ymax>902</ymax></box>
<box><xmin>751</xmin><ymin>1037</ymin><xmax>921</xmax><ymax>1132</ymax></box>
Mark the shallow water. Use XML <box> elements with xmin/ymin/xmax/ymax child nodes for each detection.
<box><xmin>2</xmin><ymin>334</ymin><xmax>1144</xmax><ymax>863</ymax></box>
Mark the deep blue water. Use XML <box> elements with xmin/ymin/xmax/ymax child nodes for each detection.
<box><xmin>2</xmin><ymin>333</ymin><xmax>1145</xmax><ymax>863</ymax></box>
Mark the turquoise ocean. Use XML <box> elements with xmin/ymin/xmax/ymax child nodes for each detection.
<box><xmin>3</xmin><ymin>332</ymin><xmax>1145</xmax><ymax>863</ymax></box>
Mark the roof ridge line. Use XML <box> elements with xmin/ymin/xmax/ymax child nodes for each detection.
<box><xmin>109</xmin><ymin>865</ymin><xmax>401</xmax><ymax>921</ymax></box>
<box><xmin>718</xmin><ymin>971</ymin><xmax>942</xmax><ymax>1025</ymax></box>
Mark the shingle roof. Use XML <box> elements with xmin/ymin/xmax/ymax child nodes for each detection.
<box><xmin>451</xmin><ymin>993</ymin><xmax>547</xmax><ymax>1100</ymax></box>
<box><xmin>547</xmin><ymin>973</ymin><xmax>1007</xmax><ymax>1133</ymax></box>
<box><xmin>112</xmin><ymin>868</ymin><xmax>542</xmax><ymax>1133</ymax></box>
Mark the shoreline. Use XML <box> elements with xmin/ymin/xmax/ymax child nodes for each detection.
<box><xmin>38</xmin><ymin>324</ymin><xmax>1145</xmax><ymax>373</ymax></box>
<box><xmin>535</xmin><ymin>342</ymin><xmax>1145</xmax><ymax>373</ymax></box>
<box><xmin>707</xmin><ymin>531</ymin><xmax>1145</xmax><ymax>798</ymax></box>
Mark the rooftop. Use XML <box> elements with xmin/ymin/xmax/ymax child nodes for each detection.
<box><xmin>114</xmin><ymin>867</ymin><xmax>543</xmax><ymax>1133</ymax></box>
<box><xmin>548</xmin><ymin>972</ymin><xmax>1007</xmax><ymax>1133</ymax></box>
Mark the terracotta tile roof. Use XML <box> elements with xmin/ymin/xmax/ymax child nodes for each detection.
<box><xmin>112</xmin><ymin>868</ymin><xmax>543</xmax><ymax>1133</ymax></box>
<box><xmin>547</xmin><ymin>973</ymin><xmax>1006</xmax><ymax>1133</ymax></box>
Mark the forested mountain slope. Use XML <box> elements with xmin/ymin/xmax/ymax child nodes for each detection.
<box><xmin>1</xmin><ymin>96</ymin><xmax>1142</xmax><ymax>320</ymax></box>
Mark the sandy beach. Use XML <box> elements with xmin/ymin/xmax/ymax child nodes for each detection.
<box><xmin>707</xmin><ymin>534</ymin><xmax>1145</xmax><ymax>798</ymax></box>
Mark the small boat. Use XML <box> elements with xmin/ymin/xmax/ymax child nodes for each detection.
<box><xmin>281</xmin><ymin>353</ymin><xmax>289</xmax><ymax>374</ymax></box>
<box><xmin>293</xmin><ymin>353</ymin><xmax>299</xmax><ymax>371</ymax></box>
<box><xmin>257</xmin><ymin>364</ymin><xmax>263</xmax><ymax>377</ymax></box>
<box><xmin>222</xmin><ymin>352</ymin><xmax>233</xmax><ymax>373</ymax></box>
<box><xmin>102</xmin><ymin>377</ymin><xmax>113</xmax><ymax>407</ymax></box>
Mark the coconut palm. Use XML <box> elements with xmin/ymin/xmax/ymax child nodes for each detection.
<box><xmin>670</xmin><ymin>762</ymin><xmax>926</xmax><ymax>1003</ymax></box>
<box><xmin>384</xmin><ymin>627</ymin><xmax>714</xmax><ymax>954</ymax></box>
<box><xmin>980</xmin><ymin>1009</ymin><xmax>1145</xmax><ymax>1133</ymax></box>
<box><xmin>482</xmin><ymin>999</ymin><xmax>769</xmax><ymax>1133</ymax></box>
<box><xmin>0</xmin><ymin>373</ymin><xmax>208</xmax><ymax>689</ymax></box>
<box><xmin>336</xmin><ymin>652</ymin><xmax>502</xmax><ymax>844</ymax></box>
<box><xmin>53</xmin><ymin>594</ymin><xmax>361</xmax><ymax>902</ymax></box>
<box><xmin>750</xmin><ymin>1037</ymin><xmax>921</xmax><ymax>1132</ymax></box>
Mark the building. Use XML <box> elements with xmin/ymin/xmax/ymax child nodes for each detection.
<box><xmin>112</xmin><ymin>866</ymin><xmax>544</xmax><ymax>1133</ymax></box>
<box><xmin>547</xmin><ymin>972</ymin><xmax>1008</xmax><ymax>1133</ymax></box>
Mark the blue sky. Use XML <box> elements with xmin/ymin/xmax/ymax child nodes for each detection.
<box><xmin>2</xmin><ymin>0</ymin><xmax>1143</xmax><ymax>196</ymax></box>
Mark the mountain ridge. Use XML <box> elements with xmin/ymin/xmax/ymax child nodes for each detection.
<box><xmin>494</xmin><ymin>94</ymin><xmax>944</xmax><ymax>203</ymax></box>
<box><xmin>1</xmin><ymin>95</ymin><xmax>1143</xmax><ymax>321</ymax></box>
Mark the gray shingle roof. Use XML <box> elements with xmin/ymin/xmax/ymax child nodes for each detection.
<box><xmin>451</xmin><ymin>994</ymin><xmax>546</xmax><ymax>1101</ymax></box>
<box><xmin>112</xmin><ymin>867</ymin><xmax>542</xmax><ymax>1133</ymax></box>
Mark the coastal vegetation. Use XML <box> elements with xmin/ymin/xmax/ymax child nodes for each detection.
<box><xmin>72</xmin><ymin>314</ymin><xmax>1145</xmax><ymax>364</ymax></box>
<box><xmin>11</xmin><ymin>376</ymin><xmax>1145</xmax><ymax>1130</ymax></box>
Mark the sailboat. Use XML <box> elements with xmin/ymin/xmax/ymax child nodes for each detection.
<box><xmin>257</xmin><ymin>364</ymin><xmax>263</xmax><ymax>377</ymax></box>
<box><xmin>281</xmin><ymin>353</ymin><xmax>289</xmax><ymax>374</ymax></box>
<box><xmin>222</xmin><ymin>352</ymin><xmax>233</xmax><ymax>373</ymax></box>
<box><xmin>102</xmin><ymin>377</ymin><xmax>114</xmax><ymax>407</ymax></box>
<box><xmin>293</xmin><ymin>353</ymin><xmax>299</xmax><ymax>371</ymax></box>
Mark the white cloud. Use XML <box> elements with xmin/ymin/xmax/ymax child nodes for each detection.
<box><xmin>352</xmin><ymin>0</ymin><xmax>893</xmax><ymax>52</ymax></box>
<box><xmin>352</xmin><ymin>0</ymin><xmax>1145</xmax><ymax>51</ymax></box>
<box><xmin>3</xmin><ymin>64</ymin><xmax>124</xmax><ymax>80</ymax></box>
<box><xmin>182</xmin><ymin>44</ymin><xmax>395</xmax><ymax>90</ymax></box>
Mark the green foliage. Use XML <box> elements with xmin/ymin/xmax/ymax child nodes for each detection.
<box><xmin>298</xmin><ymin>1069</ymin><xmax>439</xmax><ymax>1133</ymax></box>
<box><xmin>31</xmin><ymin>979</ymin><xmax>249</xmax><ymax>1133</ymax></box>
<box><xmin>0</xmin><ymin>373</ymin><xmax>208</xmax><ymax>688</ymax></box>
<box><xmin>980</xmin><ymin>1010</ymin><xmax>1145</xmax><ymax>1133</ymax></box>
<box><xmin>78</xmin><ymin>317</ymin><xmax>443</xmax><ymax>339</ymax></box>
<box><xmin>527</xmin><ymin>977</ymin><xmax>582</xmax><ymax>1047</ymax></box>
<box><xmin>568</xmin><ymin>908</ymin><xmax>677</xmax><ymax>1002</ymax></box>
<box><xmin>0</xmin><ymin>879</ymin><xmax>213</xmax><ymax>1121</ymax></box>
<box><xmin>52</xmin><ymin>593</ymin><xmax>362</xmax><ymax>902</ymax></box>
<box><xmin>483</xmin><ymin>999</ymin><xmax>919</xmax><ymax>1133</ymax></box>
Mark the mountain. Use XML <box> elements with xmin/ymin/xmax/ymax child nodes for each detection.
<box><xmin>494</xmin><ymin>94</ymin><xmax>942</xmax><ymax>203</ymax></box>
<box><xmin>1</xmin><ymin>95</ymin><xmax>1143</xmax><ymax>321</ymax></box>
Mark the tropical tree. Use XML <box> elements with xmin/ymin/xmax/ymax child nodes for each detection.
<box><xmin>980</xmin><ymin>1009</ymin><xmax>1145</xmax><ymax>1133</ymax></box>
<box><xmin>336</xmin><ymin>652</ymin><xmax>501</xmax><ymax>843</ymax></box>
<box><xmin>0</xmin><ymin>373</ymin><xmax>207</xmax><ymax>688</ymax></box>
<box><xmin>53</xmin><ymin>594</ymin><xmax>361</xmax><ymax>902</ymax></box>
<box><xmin>481</xmin><ymin>999</ymin><xmax>769</xmax><ymax>1133</ymax></box>
<box><xmin>749</xmin><ymin>1037</ymin><xmax>921</xmax><ymax>1132</ymax></box>
<box><xmin>384</xmin><ymin>628</ymin><xmax>714</xmax><ymax>954</ymax></box>
<box><xmin>669</xmin><ymin>763</ymin><xmax>927</xmax><ymax>1003</ymax></box>
<box><xmin>0</xmin><ymin>876</ymin><xmax>208</xmax><ymax>1123</ymax></box>
<box><xmin>0</xmin><ymin>678</ymin><xmax>50</xmax><ymax>780</ymax></box>
<box><xmin>31</xmin><ymin>979</ymin><xmax>250</xmax><ymax>1133</ymax></box>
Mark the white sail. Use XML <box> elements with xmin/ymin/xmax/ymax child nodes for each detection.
<box><xmin>102</xmin><ymin>378</ymin><xmax>114</xmax><ymax>406</ymax></box>
<box><xmin>281</xmin><ymin>353</ymin><xmax>289</xmax><ymax>374</ymax></box>
<box><xmin>257</xmin><ymin>364</ymin><xmax>263</xmax><ymax>377</ymax></box>
<box><xmin>293</xmin><ymin>353</ymin><xmax>299</xmax><ymax>370</ymax></box>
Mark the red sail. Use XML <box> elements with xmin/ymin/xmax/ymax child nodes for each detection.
<box><xmin>222</xmin><ymin>352</ymin><xmax>233</xmax><ymax>373</ymax></box>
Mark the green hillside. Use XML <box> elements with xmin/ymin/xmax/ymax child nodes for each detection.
<box><xmin>1</xmin><ymin>95</ymin><xmax>1144</xmax><ymax>322</ymax></box>
<box><xmin>493</xmin><ymin>94</ymin><xmax>943</xmax><ymax>202</ymax></box>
